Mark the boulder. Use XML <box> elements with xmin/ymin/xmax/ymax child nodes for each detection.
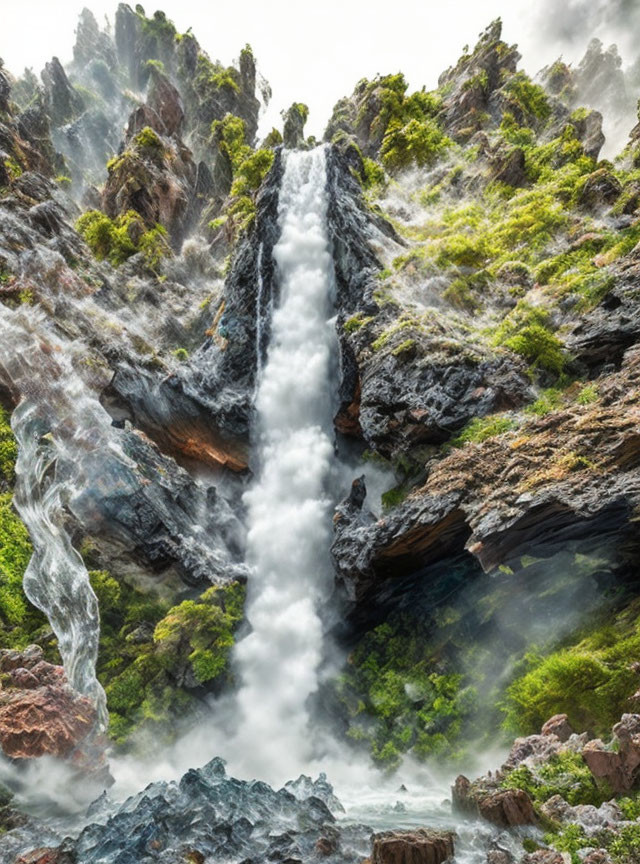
<box><xmin>521</xmin><ymin>853</ymin><xmax>566</xmax><ymax>864</ymax></box>
<box><xmin>541</xmin><ymin>715</ymin><xmax>574</xmax><ymax>742</ymax></box>
<box><xmin>451</xmin><ymin>775</ymin><xmax>537</xmax><ymax>828</ymax></box>
<box><xmin>372</xmin><ymin>829</ymin><xmax>455</xmax><ymax>864</ymax></box>
<box><xmin>0</xmin><ymin>647</ymin><xmax>97</xmax><ymax>762</ymax></box>
<box><xmin>582</xmin><ymin>714</ymin><xmax>640</xmax><ymax>794</ymax></box>
<box><xmin>578</xmin><ymin>168</ymin><xmax>622</xmax><ymax>210</ymax></box>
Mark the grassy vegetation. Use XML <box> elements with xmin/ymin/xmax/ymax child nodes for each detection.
<box><xmin>502</xmin><ymin>751</ymin><xmax>609</xmax><ymax>807</ymax></box>
<box><xmin>76</xmin><ymin>210</ymin><xmax>170</xmax><ymax>270</ymax></box>
<box><xmin>92</xmin><ymin>570</ymin><xmax>245</xmax><ymax>747</ymax></box>
<box><xmin>503</xmin><ymin>598</ymin><xmax>640</xmax><ymax>737</ymax></box>
<box><xmin>334</xmin><ymin>614</ymin><xmax>477</xmax><ymax>769</ymax></box>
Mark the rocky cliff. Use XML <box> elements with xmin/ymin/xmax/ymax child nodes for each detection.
<box><xmin>1</xmin><ymin>8</ymin><xmax>640</xmax><ymax>864</ymax></box>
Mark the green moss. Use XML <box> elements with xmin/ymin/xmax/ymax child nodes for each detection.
<box><xmin>381</xmin><ymin>117</ymin><xmax>451</xmax><ymax>172</ymax></box>
<box><xmin>501</xmin><ymin>71</ymin><xmax>551</xmax><ymax>125</ymax></box>
<box><xmin>134</xmin><ymin>125</ymin><xmax>164</xmax><ymax>155</ymax></box>
<box><xmin>94</xmin><ymin>566</ymin><xmax>245</xmax><ymax>748</ymax></box>
<box><xmin>194</xmin><ymin>55</ymin><xmax>240</xmax><ymax>98</ymax></box>
<box><xmin>212</xmin><ymin>114</ymin><xmax>251</xmax><ymax>171</ymax></box>
<box><xmin>3</xmin><ymin>158</ymin><xmax>23</xmax><ymax>180</ymax></box>
<box><xmin>493</xmin><ymin>303</ymin><xmax>565</xmax><ymax>375</ymax></box>
<box><xmin>153</xmin><ymin>582</ymin><xmax>245</xmax><ymax>685</ymax></box>
<box><xmin>450</xmin><ymin>414</ymin><xmax>517</xmax><ymax>447</ymax></box>
<box><xmin>525</xmin><ymin>387</ymin><xmax>564</xmax><ymax>416</ymax></box>
<box><xmin>344</xmin><ymin>314</ymin><xmax>374</xmax><ymax>333</ymax></box>
<box><xmin>76</xmin><ymin>210</ymin><xmax>170</xmax><ymax>270</ymax></box>
<box><xmin>576</xmin><ymin>383</ymin><xmax>598</xmax><ymax>405</ymax></box>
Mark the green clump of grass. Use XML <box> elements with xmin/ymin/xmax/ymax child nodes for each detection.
<box><xmin>449</xmin><ymin>415</ymin><xmax>517</xmax><ymax>447</ymax></box>
<box><xmin>502</xmin><ymin>598</ymin><xmax>640</xmax><ymax>737</ymax></box>
<box><xmin>76</xmin><ymin>210</ymin><xmax>170</xmax><ymax>270</ymax></box>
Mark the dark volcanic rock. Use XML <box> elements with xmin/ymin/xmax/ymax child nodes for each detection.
<box><xmin>332</xmin><ymin>347</ymin><xmax>640</xmax><ymax>604</ymax></box>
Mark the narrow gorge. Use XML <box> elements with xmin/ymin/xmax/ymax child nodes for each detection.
<box><xmin>1</xmin><ymin>5</ymin><xmax>640</xmax><ymax>864</ymax></box>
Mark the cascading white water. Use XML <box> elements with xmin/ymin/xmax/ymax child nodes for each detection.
<box><xmin>0</xmin><ymin>309</ymin><xmax>126</xmax><ymax>727</ymax></box>
<box><xmin>231</xmin><ymin>147</ymin><xmax>338</xmax><ymax>781</ymax></box>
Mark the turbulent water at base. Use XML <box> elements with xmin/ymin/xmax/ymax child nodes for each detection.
<box><xmin>231</xmin><ymin>146</ymin><xmax>339</xmax><ymax>781</ymax></box>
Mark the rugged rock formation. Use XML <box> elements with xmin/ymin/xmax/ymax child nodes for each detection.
<box><xmin>582</xmin><ymin>714</ymin><xmax>640</xmax><ymax>794</ymax></box>
<box><xmin>452</xmin><ymin>776</ymin><xmax>537</xmax><ymax>828</ymax></box>
<box><xmin>0</xmin><ymin>646</ymin><xmax>106</xmax><ymax>774</ymax></box>
<box><xmin>18</xmin><ymin>759</ymin><xmax>369</xmax><ymax>864</ymax></box>
<box><xmin>332</xmin><ymin>346</ymin><xmax>640</xmax><ymax>603</ymax></box>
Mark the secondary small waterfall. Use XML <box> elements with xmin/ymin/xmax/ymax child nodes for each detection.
<box><xmin>232</xmin><ymin>147</ymin><xmax>338</xmax><ymax>781</ymax></box>
<box><xmin>0</xmin><ymin>309</ymin><xmax>121</xmax><ymax>728</ymax></box>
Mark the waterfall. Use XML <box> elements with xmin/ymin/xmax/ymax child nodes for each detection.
<box><xmin>0</xmin><ymin>309</ymin><xmax>122</xmax><ymax>727</ymax></box>
<box><xmin>232</xmin><ymin>146</ymin><xmax>337</xmax><ymax>781</ymax></box>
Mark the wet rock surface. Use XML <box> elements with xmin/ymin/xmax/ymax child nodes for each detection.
<box><xmin>13</xmin><ymin>759</ymin><xmax>370</xmax><ymax>864</ymax></box>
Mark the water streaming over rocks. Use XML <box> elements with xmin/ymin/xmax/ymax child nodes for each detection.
<box><xmin>232</xmin><ymin>146</ymin><xmax>340</xmax><ymax>783</ymax></box>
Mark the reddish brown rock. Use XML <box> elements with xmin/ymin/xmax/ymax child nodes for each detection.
<box><xmin>0</xmin><ymin>646</ymin><xmax>97</xmax><ymax>762</ymax></box>
<box><xmin>452</xmin><ymin>775</ymin><xmax>537</xmax><ymax>828</ymax></box>
<box><xmin>541</xmin><ymin>715</ymin><xmax>574</xmax><ymax>742</ymax></box>
<box><xmin>14</xmin><ymin>848</ymin><xmax>74</xmax><ymax>864</ymax></box>
<box><xmin>582</xmin><ymin>713</ymin><xmax>640</xmax><ymax>794</ymax></box>
<box><xmin>521</xmin><ymin>853</ymin><xmax>565</xmax><ymax>864</ymax></box>
<box><xmin>372</xmin><ymin>829</ymin><xmax>455</xmax><ymax>864</ymax></box>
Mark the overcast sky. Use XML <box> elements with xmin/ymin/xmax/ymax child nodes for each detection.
<box><xmin>2</xmin><ymin>0</ymin><xmax>637</xmax><ymax>138</ymax></box>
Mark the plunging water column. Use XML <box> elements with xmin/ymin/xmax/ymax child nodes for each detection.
<box><xmin>232</xmin><ymin>147</ymin><xmax>338</xmax><ymax>781</ymax></box>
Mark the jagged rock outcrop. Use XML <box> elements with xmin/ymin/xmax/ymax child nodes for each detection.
<box><xmin>0</xmin><ymin>646</ymin><xmax>107</xmax><ymax>780</ymax></box>
<box><xmin>17</xmin><ymin>759</ymin><xmax>370</xmax><ymax>864</ymax></box>
<box><xmin>452</xmin><ymin>776</ymin><xmax>537</xmax><ymax>828</ymax></box>
<box><xmin>582</xmin><ymin>714</ymin><xmax>640</xmax><ymax>794</ymax></box>
<box><xmin>332</xmin><ymin>346</ymin><xmax>640</xmax><ymax>603</ymax></box>
<box><xmin>40</xmin><ymin>58</ymin><xmax>84</xmax><ymax>128</ymax></box>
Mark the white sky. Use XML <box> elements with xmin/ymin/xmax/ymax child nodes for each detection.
<box><xmin>0</xmin><ymin>0</ymin><xmax>631</xmax><ymax>138</ymax></box>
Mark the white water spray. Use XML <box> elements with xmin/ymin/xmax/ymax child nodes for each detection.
<box><xmin>231</xmin><ymin>147</ymin><xmax>338</xmax><ymax>782</ymax></box>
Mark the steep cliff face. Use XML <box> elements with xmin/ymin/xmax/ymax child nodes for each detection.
<box><xmin>2</xmin><ymin>8</ymin><xmax>640</xmax><ymax>864</ymax></box>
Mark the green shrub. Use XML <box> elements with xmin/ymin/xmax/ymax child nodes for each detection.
<box><xmin>334</xmin><ymin>615</ymin><xmax>477</xmax><ymax>769</ymax></box>
<box><xmin>503</xmin><ymin>324</ymin><xmax>565</xmax><ymax>374</ymax></box>
<box><xmin>381</xmin><ymin>117</ymin><xmax>451</xmax><ymax>172</ymax></box>
<box><xmin>503</xmin><ymin>751</ymin><xmax>607</xmax><ymax>806</ymax></box>
<box><xmin>76</xmin><ymin>210</ymin><xmax>170</xmax><ymax>270</ymax></box>
<box><xmin>450</xmin><ymin>415</ymin><xmax>517</xmax><ymax>447</ymax></box>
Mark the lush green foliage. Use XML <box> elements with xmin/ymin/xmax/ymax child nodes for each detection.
<box><xmin>492</xmin><ymin>303</ymin><xmax>565</xmax><ymax>374</ymax></box>
<box><xmin>381</xmin><ymin>118</ymin><xmax>451</xmax><ymax>172</ymax></box>
<box><xmin>76</xmin><ymin>210</ymin><xmax>170</xmax><ymax>270</ymax></box>
<box><xmin>93</xmin><ymin>570</ymin><xmax>245</xmax><ymax>747</ymax></box>
<box><xmin>503</xmin><ymin>751</ymin><xmax>608</xmax><ymax>806</ymax></box>
<box><xmin>503</xmin><ymin>599</ymin><xmax>640</xmax><ymax>736</ymax></box>
<box><xmin>335</xmin><ymin>615</ymin><xmax>477</xmax><ymax>769</ymax></box>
